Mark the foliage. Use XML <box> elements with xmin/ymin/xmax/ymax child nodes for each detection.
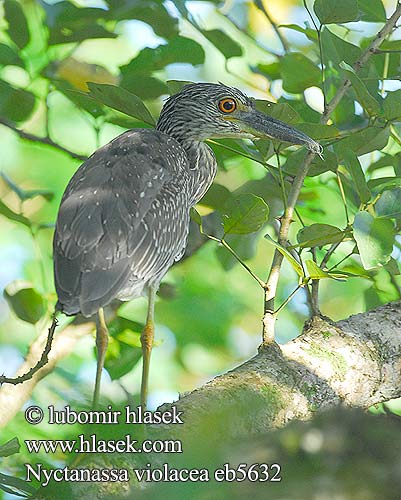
<box><xmin>0</xmin><ymin>0</ymin><xmax>401</xmax><ymax>497</ymax></box>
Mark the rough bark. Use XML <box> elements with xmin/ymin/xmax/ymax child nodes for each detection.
<box><xmin>163</xmin><ymin>301</ymin><xmax>401</xmax><ymax>436</ymax></box>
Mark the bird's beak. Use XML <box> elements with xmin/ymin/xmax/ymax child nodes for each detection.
<box><xmin>236</xmin><ymin>109</ymin><xmax>323</xmax><ymax>157</ymax></box>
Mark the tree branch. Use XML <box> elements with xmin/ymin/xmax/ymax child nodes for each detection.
<box><xmin>322</xmin><ymin>1</ymin><xmax>401</xmax><ymax>121</ymax></box>
<box><xmin>167</xmin><ymin>301</ymin><xmax>401</xmax><ymax>436</ymax></box>
<box><xmin>262</xmin><ymin>4</ymin><xmax>401</xmax><ymax>343</ymax></box>
<box><xmin>0</xmin><ymin>320</ymin><xmax>94</xmax><ymax>428</ymax></box>
<box><xmin>0</xmin><ymin>117</ymin><xmax>88</xmax><ymax>161</ymax></box>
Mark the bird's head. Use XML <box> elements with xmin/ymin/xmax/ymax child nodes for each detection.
<box><xmin>157</xmin><ymin>82</ymin><xmax>322</xmax><ymax>156</ymax></box>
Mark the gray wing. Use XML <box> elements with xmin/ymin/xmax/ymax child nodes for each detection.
<box><xmin>53</xmin><ymin>129</ymin><xmax>190</xmax><ymax>317</ymax></box>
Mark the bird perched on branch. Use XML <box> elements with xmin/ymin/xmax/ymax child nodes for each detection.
<box><xmin>53</xmin><ymin>82</ymin><xmax>322</xmax><ymax>408</ymax></box>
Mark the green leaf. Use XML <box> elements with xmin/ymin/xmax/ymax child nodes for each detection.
<box><xmin>66</xmin><ymin>90</ymin><xmax>105</xmax><ymax>118</ymax></box>
<box><xmin>41</xmin><ymin>0</ymin><xmax>116</xmax><ymax>45</ymax></box>
<box><xmin>255</xmin><ymin>100</ymin><xmax>300</xmax><ymax>124</ymax></box>
<box><xmin>201</xmin><ymin>29</ymin><xmax>242</xmax><ymax>58</ymax></box>
<box><xmin>50</xmin><ymin>24</ymin><xmax>116</xmax><ymax>45</ymax></box>
<box><xmin>0</xmin><ymin>43</ymin><xmax>23</xmax><ymax>67</ymax></box>
<box><xmin>201</xmin><ymin>183</ymin><xmax>232</xmax><ymax>211</ymax></box>
<box><xmin>353</xmin><ymin>211</ymin><xmax>394</xmax><ymax>269</ymax></box>
<box><xmin>358</xmin><ymin>0</ymin><xmax>386</xmax><ymax>22</ymax></box>
<box><xmin>0</xmin><ymin>200</ymin><xmax>31</xmax><ymax>228</ymax></box>
<box><xmin>190</xmin><ymin>207</ymin><xmax>202</xmax><ymax>226</ymax></box>
<box><xmin>0</xmin><ymin>80</ymin><xmax>35</xmax><ymax>122</ymax></box>
<box><xmin>4</xmin><ymin>284</ymin><xmax>46</xmax><ymax>324</ymax></box>
<box><xmin>314</xmin><ymin>0</ymin><xmax>358</xmax><ymax>24</ymax></box>
<box><xmin>86</xmin><ymin>83</ymin><xmax>155</xmax><ymax>125</ymax></box>
<box><xmin>256</xmin><ymin>62</ymin><xmax>282</xmax><ymax>80</ymax></box>
<box><xmin>375</xmin><ymin>188</ymin><xmax>401</xmax><ymax>219</ymax></box>
<box><xmin>0</xmin><ymin>471</ymin><xmax>36</xmax><ymax>496</ymax></box>
<box><xmin>296</xmin><ymin>123</ymin><xmax>339</xmax><ymax>140</ymax></box>
<box><xmin>321</xmin><ymin>28</ymin><xmax>361</xmax><ymax>67</ymax></box>
<box><xmin>368</xmin><ymin>177</ymin><xmax>401</xmax><ymax>193</ymax></box>
<box><xmin>279</xmin><ymin>24</ymin><xmax>318</xmax><ymax>42</ymax></box>
<box><xmin>104</xmin><ymin>337</ymin><xmax>140</xmax><ymax>381</ymax></box>
<box><xmin>0</xmin><ymin>437</ymin><xmax>20</xmax><ymax>457</ymax></box>
<box><xmin>280</xmin><ymin>53</ymin><xmax>321</xmax><ymax>93</ymax></box>
<box><xmin>104</xmin><ymin>317</ymin><xmax>143</xmax><ymax>380</ymax></box>
<box><xmin>107</xmin><ymin>1</ymin><xmax>179</xmax><ymax>39</ymax></box>
<box><xmin>121</xmin><ymin>76</ymin><xmax>168</xmax><ymax>101</ymax></box>
<box><xmin>383</xmin><ymin>89</ymin><xmax>401</xmax><ymax>121</ymax></box>
<box><xmin>385</xmin><ymin>257</ymin><xmax>400</xmax><ymax>276</ymax></box>
<box><xmin>4</xmin><ymin>0</ymin><xmax>30</xmax><ymax>49</ymax></box>
<box><xmin>336</xmin><ymin>127</ymin><xmax>390</xmax><ymax>156</ymax></box>
<box><xmin>167</xmin><ymin>80</ymin><xmax>194</xmax><ymax>95</ymax></box>
<box><xmin>339</xmin><ymin>148</ymin><xmax>371</xmax><ymax>204</ymax></box>
<box><xmin>264</xmin><ymin>234</ymin><xmax>304</xmax><ymax>277</ymax></box>
<box><xmin>284</xmin><ymin>149</ymin><xmax>338</xmax><ymax>177</ymax></box>
<box><xmin>339</xmin><ymin>61</ymin><xmax>381</xmax><ymax>117</ymax></box>
<box><xmin>305</xmin><ymin>260</ymin><xmax>330</xmax><ymax>279</ymax></box>
<box><xmin>304</xmin><ymin>260</ymin><xmax>348</xmax><ymax>280</ymax></box>
<box><xmin>121</xmin><ymin>36</ymin><xmax>205</xmax><ymax>75</ymax></box>
<box><xmin>222</xmin><ymin>194</ymin><xmax>269</xmax><ymax>234</ymax></box>
<box><xmin>297</xmin><ymin>224</ymin><xmax>345</xmax><ymax>248</ymax></box>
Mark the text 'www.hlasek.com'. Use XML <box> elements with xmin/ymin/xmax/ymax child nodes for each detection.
<box><xmin>23</xmin><ymin>404</ymin><xmax>282</xmax><ymax>486</ymax></box>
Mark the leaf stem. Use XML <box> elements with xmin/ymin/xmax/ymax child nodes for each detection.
<box><xmin>336</xmin><ymin>172</ymin><xmax>350</xmax><ymax>225</ymax></box>
<box><xmin>205</xmin><ymin>233</ymin><xmax>266</xmax><ymax>288</ymax></box>
<box><xmin>274</xmin><ymin>283</ymin><xmax>304</xmax><ymax>315</ymax></box>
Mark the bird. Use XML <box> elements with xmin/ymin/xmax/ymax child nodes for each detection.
<box><xmin>53</xmin><ymin>82</ymin><xmax>322</xmax><ymax>409</ymax></box>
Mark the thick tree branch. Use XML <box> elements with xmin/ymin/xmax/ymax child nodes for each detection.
<box><xmin>0</xmin><ymin>117</ymin><xmax>88</xmax><ymax>161</ymax></box>
<box><xmin>262</xmin><ymin>4</ymin><xmax>401</xmax><ymax>342</ymax></box>
<box><xmin>169</xmin><ymin>301</ymin><xmax>401</xmax><ymax>436</ymax></box>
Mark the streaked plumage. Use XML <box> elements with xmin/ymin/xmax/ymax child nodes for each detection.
<box><xmin>54</xmin><ymin>129</ymin><xmax>193</xmax><ymax>317</ymax></box>
<box><xmin>53</xmin><ymin>82</ymin><xmax>321</xmax><ymax>407</ymax></box>
<box><xmin>54</xmin><ymin>83</ymin><xmax>321</xmax><ymax>319</ymax></box>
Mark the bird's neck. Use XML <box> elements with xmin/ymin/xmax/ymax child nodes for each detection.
<box><xmin>182</xmin><ymin>139</ymin><xmax>217</xmax><ymax>205</ymax></box>
<box><xmin>156</xmin><ymin>122</ymin><xmax>217</xmax><ymax>205</ymax></box>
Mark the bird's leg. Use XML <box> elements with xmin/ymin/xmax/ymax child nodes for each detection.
<box><xmin>93</xmin><ymin>307</ymin><xmax>109</xmax><ymax>409</ymax></box>
<box><xmin>140</xmin><ymin>286</ymin><xmax>157</xmax><ymax>410</ymax></box>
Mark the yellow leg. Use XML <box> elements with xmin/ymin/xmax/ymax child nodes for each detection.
<box><xmin>93</xmin><ymin>307</ymin><xmax>109</xmax><ymax>409</ymax></box>
<box><xmin>140</xmin><ymin>286</ymin><xmax>157</xmax><ymax>410</ymax></box>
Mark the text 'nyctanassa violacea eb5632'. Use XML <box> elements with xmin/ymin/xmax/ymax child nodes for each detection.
<box><xmin>53</xmin><ymin>83</ymin><xmax>322</xmax><ymax>408</ymax></box>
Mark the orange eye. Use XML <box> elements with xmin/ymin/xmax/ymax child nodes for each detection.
<box><xmin>218</xmin><ymin>98</ymin><xmax>237</xmax><ymax>113</ymax></box>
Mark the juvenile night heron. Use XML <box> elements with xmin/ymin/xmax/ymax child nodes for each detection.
<box><xmin>53</xmin><ymin>83</ymin><xmax>321</xmax><ymax>408</ymax></box>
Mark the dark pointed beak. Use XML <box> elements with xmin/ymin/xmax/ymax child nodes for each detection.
<box><xmin>238</xmin><ymin>109</ymin><xmax>323</xmax><ymax>157</ymax></box>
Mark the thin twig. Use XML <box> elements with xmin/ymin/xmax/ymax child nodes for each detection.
<box><xmin>0</xmin><ymin>117</ymin><xmax>87</xmax><ymax>161</ymax></box>
<box><xmin>310</xmin><ymin>248</ymin><xmax>321</xmax><ymax>316</ymax></box>
<box><xmin>274</xmin><ymin>283</ymin><xmax>304</xmax><ymax>314</ymax></box>
<box><xmin>262</xmin><ymin>3</ymin><xmax>401</xmax><ymax>344</ymax></box>
<box><xmin>0</xmin><ymin>313</ymin><xmax>58</xmax><ymax>385</ymax></box>
<box><xmin>275</xmin><ymin>147</ymin><xmax>287</xmax><ymax>206</ymax></box>
<box><xmin>336</xmin><ymin>172</ymin><xmax>350</xmax><ymax>225</ymax></box>
<box><xmin>320</xmin><ymin>235</ymin><xmax>347</xmax><ymax>268</ymax></box>
<box><xmin>205</xmin><ymin>233</ymin><xmax>266</xmax><ymax>287</ymax></box>
<box><xmin>328</xmin><ymin>251</ymin><xmax>354</xmax><ymax>272</ymax></box>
